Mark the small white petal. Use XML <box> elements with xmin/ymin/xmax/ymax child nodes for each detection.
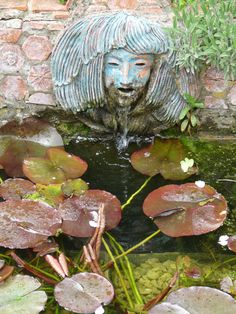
<box><xmin>195</xmin><ymin>180</ymin><xmax>205</xmax><ymax>188</ymax></box>
<box><xmin>144</xmin><ymin>152</ymin><xmax>151</xmax><ymax>157</ymax></box>
<box><xmin>95</xmin><ymin>305</ymin><xmax>104</xmax><ymax>314</ymax></box>
<box><xmin>89</xmin><ymin>220</ymin><xmax>98</xmax><ymax>228</ymax></box>
<box><xmin>218</xmin><ymin>235</ymin><xmax>229</xmax><ymax>246</ymax></box>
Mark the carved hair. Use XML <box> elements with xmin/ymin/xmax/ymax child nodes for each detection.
<box><xmin>52</xmin><ymin>12</ymin><xmax>188</xmax><ymax>124</ymax></box>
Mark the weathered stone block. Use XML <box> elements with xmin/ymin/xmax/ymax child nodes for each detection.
<box><xmin>0</xmin><ymin>29</ymin><xmax>22</xmax><ymax>43</ymax></box>
<box><xmin>0</xmin><ymin>76</ymin><xmax>27</xmax><ymax>100</ymax></box>
<box><xmin>0</xmin><ymin>43</ymin><xmax>25</xmax><ymax>73</ymax></box>
<box><xmin>228</xmin><ymin>85</ymin><xmax>236</xmax><ymax>106</ymax></box>
<box><xmin>0</xmin><ymin>19</ymin><xmax>22</xmax><ymax>29</ymax></box>
<box><xmin>204</xmin><ymin>96</ymin><xmax>228</xmax><ymax>109</ymax></box>
<box><xmin>22</xmin><ymin>35</ymin><xmax>52</xmax><ymax>61</ymax></box>
<box><xmin>28</xmin><ymin>64</ymin><xmax>52</xmax><ymax>91</ymax></box>
<box><xmin>28</xmin><ymin>93</ymin><xmax>55</xmax><ymax>106</ymax></box>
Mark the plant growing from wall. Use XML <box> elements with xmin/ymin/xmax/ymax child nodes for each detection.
<box><xmin>170</xmin><ymin>0</ymin><xmax>236</xmax><ymax>79</ymax></box>
<box><xmin>179</xmin><ymin>94</ymin><xmax>204</xmax><ymax>134</ymax></box>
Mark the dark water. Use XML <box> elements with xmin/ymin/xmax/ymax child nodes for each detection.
<box><xmin>65</xmin><ymin>136</ymin><xmax>236</xmax><ymax>255</ymax></box>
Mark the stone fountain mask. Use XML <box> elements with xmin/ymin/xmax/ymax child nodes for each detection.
<box><xmin>51</xmin><ymin>12</ymin><xmax>198</xmax><ymax>134</ymax></box>
<box><xmin>104</xmin><ymin>49</ymin><xmax>154</xmax><ymax>108</ymax></box>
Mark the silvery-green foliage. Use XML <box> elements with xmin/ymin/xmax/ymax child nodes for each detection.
<box><xmin>170</xmin><ymin>0</ymin><xmax>236</xmax><ymax>80</ymax></box>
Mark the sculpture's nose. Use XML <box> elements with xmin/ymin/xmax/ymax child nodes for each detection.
<box><xmin>119</xmin><ymin>63</ymin><xmax>133</xmax><ymax>87</ymax></box>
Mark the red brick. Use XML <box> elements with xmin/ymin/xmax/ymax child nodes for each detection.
<box><xmin>53</xmin><ymin>11</ymin><xmax>70</xmax><ymax>19</ymax></box>
<box><xmin>0</xmin><ymin>29</ymin><xmax>22</xmax><ymax>43</ymax></box>
<box><xmin>85</xmin><ymin>5</ymin><xmax>108</xmax><ymax>13</ymax></box>
<box><xmin>0</xmin><ymin>0</ymin><xmax>27</xmax><ymax>11</ymax></box>
<box><xmin>22</xmin><ymin>36</ymin><xmax>52</xmax><ymax>61</ymax></box>
<box><xmin>0</xmin><ymin>76</ymin><xmax>27</xmax><ymax>100</ymax></box>
<box><xmin>31</xmin><ymin>0</ymin><xmax>67</xmax><ymax>12</ymax></box>
<box><xmin>0</xmin><ymin>43</ymin><xmax>25</xmax><ymax>73</ymax></box>
<box><xmin>28</xmin><ymin>93</ymin><xmax>55</xmax><ymax>106</ymax></box>
<box><xmin>28</xmin><ymin>64</ymin><xmax>52</xmax><ymax>91</ymax></box>
<box><xmin>28</xmin><ymin>21</ymin><xmax>46</xmax><ymax>30</ymax></box>
<box><xmin>204</xmin><ymin>78</ymin><xmax>229</xmax><ymax>93</ymax></box>
<box><xmin>205</xmin><ymin>67</ymin><xmax>225</xmax><ymax>81</ymax></box>
<box><xmin>108</xmin><ymin>0</ymin><xmax>138</xmax><ymax>9</ymax></box>
<box><xmin>137</xmin><ymin>5</ymin><xmax>162</xmax><ymax>14</ymax></box>
<box><xmin>47</xmin><ymin>22</ymin><xmax>65</xmax><ymax>31</ymax></box>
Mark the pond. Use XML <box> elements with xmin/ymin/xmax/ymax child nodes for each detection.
<box><xmin>1</xmin><ymin>133</ymin><xmax>236</xmax><ymax>314</ymax></box>
<box><xmin>65</xmin><ymin>136</ymin><xmax>236</xmax><ymax>254</ymax></box>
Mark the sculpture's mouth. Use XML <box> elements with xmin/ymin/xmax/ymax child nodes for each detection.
<box><xmin>118</xmin><ymin>87</ymin><xmax>135</xmax><ymax>96</ymax></box>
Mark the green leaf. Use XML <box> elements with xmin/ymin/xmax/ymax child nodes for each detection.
<box><xmin>181</xmin><ymin>119</ymin><xmax>189</xmax><ymax>132</ymax></box>
<box><xmin>179</xmin><ymin>106</ymin><xmax>191</xmax><ymax>120</ymax></box>
<box><xmin>190</xmin><ymin>115</ymin><xmax>198</xmax><ymax>127</ymax></box>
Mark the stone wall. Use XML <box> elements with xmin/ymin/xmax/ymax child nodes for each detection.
<box><xmin>0</xmin><ymin>0</ymin><xmax>235</xmax><ymax>135</ymax></box>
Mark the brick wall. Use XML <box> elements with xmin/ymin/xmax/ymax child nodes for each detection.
<box><xmin>0</xmin><ymin>0</ymin><xmax>235</xmax><ymax>134</ymax></box>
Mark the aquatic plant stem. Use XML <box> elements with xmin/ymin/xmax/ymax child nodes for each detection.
<box><xmin>122</xmin><ymin>176</ymin><xmax>153</xmax><ymax>210</ymax></box>
<box><xmin>106</xmin><ymin>233</ymin><xmax>143</xmax><ymax>305</ymax></box>
<box><xmin>102</xmin><ymin>238</ymin><xmax>134</xmax><ymax>309</ymax></box>
<box><xmin>103</xmin><ymin>229</ymin><xmax>161</xmax><ymax>269</ymax></box>
<box><xmin>10</xmin><ymin>252</ymin><xmax>59</xmax><ymax>284</ymax></box>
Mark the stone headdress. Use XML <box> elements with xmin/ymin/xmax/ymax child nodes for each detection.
<box><xmin>52</xmin><ymin>12</ymin><xmax>194</xmax><ymax>132</ymax></box>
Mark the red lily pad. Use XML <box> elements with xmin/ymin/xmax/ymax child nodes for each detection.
<box><xmin>0</xmin><ymin>178</ymin><xmax>36</xmax><ymax>200</ymax></box>
<box><xmin>143</xmin><ymin>183</ymin><xmax>227</xmax><ymax>237</ymax></box>
<box><xmin>227</xmin><ymin>236</ymin><xmax>236</xmax><ymax>253</ymax></box>
<box><xmin>0</xmin><ymin>265</ymin><xmax>14</xmax><ymax>283</ymax></box>
<box><xmin>54</xmin><ymin>272</ymin><xmax>114</xmax><ymax>313</ymax></box>
<box><xmin>0</xmin><ymin>199</ymin><xmax>62</xmax><ymax>249</ymax></box>
<box><xmin>131</xmin><ymin>138</ymin><xmax>197</xmax><ymax>180</ymax></box>
<box><xmin>58</xmin><ymin>190</ymin><xmax>122</xmax><ymax>237</ymax></box>
<box><xmin>0</xmin><ymin>118</ymin><xmax>64</xmax><ymax>177</ymax></box>
<box><xmin>23</xmin><ymin>148</ymin><xmax>88</xmax><ymax>185</ymax></box>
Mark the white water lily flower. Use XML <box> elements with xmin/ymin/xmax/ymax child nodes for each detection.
<box><xmin>95</xmin><ymin>305</ymin><xmax>104</xmax><ymax>314</ymax></box>
<box><xmin>180</xmin><ymin>158</ymin><xmax>194</xmax><ymax>173</ymax></box>
<box><xmin>195</xmin><ymin>180</ymin><xmax>205</xmax><ymax>188</ymax></box>
<box><xmin>218</xmin><ymin>235</ymin><xmax>229</xmax><ymax>246</ymax></box>
<box><xmin>89</xmin><ymin>220</ymin><xmax>98</xmax><ymax>228</ymax></box>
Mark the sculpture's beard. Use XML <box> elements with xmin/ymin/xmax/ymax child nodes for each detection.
<box><xmin>105</xmin><ymin>85</ymin><xmax>147</xmax><ymax>110</ymax></box>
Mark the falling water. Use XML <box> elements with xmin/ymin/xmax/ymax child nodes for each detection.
<box><xmin>116</xmin><ymin>106</ymin><xmax>131</xmax><ymax>151</ymax></box>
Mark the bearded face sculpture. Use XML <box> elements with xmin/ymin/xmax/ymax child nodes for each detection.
<box><xmin>51</xmin><ymin>12</ymin><xmax>196</xmax><ymax>135</ymax></box>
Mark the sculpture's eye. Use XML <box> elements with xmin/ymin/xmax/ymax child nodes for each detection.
<box><xmin>108</xmin><ymin>62</ymin><xmax>119</xmax><ymax>67</ymax></box>
<box><xmin>135</xmin><ymin>62</ymin><xmax>146</xmax><ymax>67</ymax></box>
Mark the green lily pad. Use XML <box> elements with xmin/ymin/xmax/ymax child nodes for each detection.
<box><xmin>143</xmin><ymin>183</ymin><xmax>227</xmax><ymax>237</ymax></box>
<box><xmin>61</xmin><ymin>178</ymin><xmax>89</xmax><ymax>197</ymax></box>
<box><xmin>23</xmin><ymin>148</ymin><xmax>88</xmax><ymax>185</ymax></box>
<box><xmin>0</xmin><ymin>274</ymin><xmax>47</xmax><ymax>314</ymax></box>
<box><xmin>0</xmin><ymin>118</ymin><xmax>64</xmax><ymax>177</ymax></box>
<box><xmin>131</xmin><ymin>138</ymin><xmax>197</xmax><ymax>180</ymax></box>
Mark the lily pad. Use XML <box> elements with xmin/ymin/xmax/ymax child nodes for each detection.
<box><xmin>0</xmin><ymin>178</ymin><xmax>36</xmax><ymax>200</ymax></box>
<box><xmin>61</xmin><ymin>178</ymin><xmax>89</xmax><ymax>197</ymax></box>
<box><xmin>0</xmin><ymin>118</ymin><xmax>64</xmax><ymax>177</ymax></box>
<box><xmin>35</xmin><ymin>183</ymin><xmax>64</xmax><ymax>206</ymax></box>
<box><xmin>23</xmin><ymin>148</ymin><xmax>88</xmax><ymax>185</ymax></box>
<box><xmin>0</xmin><ymin>199</ymin><xmax>62</xmax><ymax>248</ymax></box>
<box><xmin>227</xmin><ymin>236</ymin><xmax>236</xmax><ymax>253</ymax></box>
<box><xmin>149</xmin><ymin>303</ymin><xmax>189</xmax><ymax>314</ymax></box>
<box><xmin>58</xmin><ymin>190</ymin><xmax>122</xmax><ymax>237</ymax></box>
<box><xmin>54</xmin><ymin>272</ymin><xmax>114</xmax><ymax>313</ymax></box>
<box><xmin>131</xmin><ymin>138</ymin><xmax>197</xmax><ymax>180</ymax></box>
<box><xmin>0</xmin><ymin>274</ymin><xmax>47</xmax><ymax>314</ymax></box>
<box><xmin>165</xmin><ymin>286</ymin><xmax>236</xmax><ymax>314</ymax></box>
<box><xmin>143</xmin><ymin>183</ymin><xmax>227</xmax><ymax>237</ymax></box>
